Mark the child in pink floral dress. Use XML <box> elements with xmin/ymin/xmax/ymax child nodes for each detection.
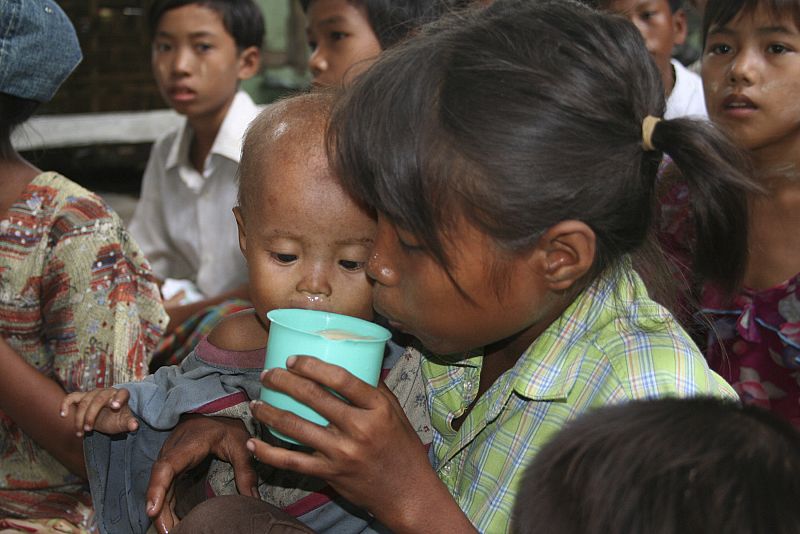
<box><xmin>659</xmin><ymin>0</ymin><xmax>800</xmax><ymax>427</ymax></box>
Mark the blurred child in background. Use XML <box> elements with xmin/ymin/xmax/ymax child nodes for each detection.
<box><xmin>589</xmin><ymin>0</ymin><xmax>708</xmax><ymax>119</ymax></box>
<box><xmin>129</xmin><ymin>0</ymin><xmax>263</xmax><ymax>368</ymax></box>
<box><xmin>301</xmin><ymin>0</ymin><xmax>445</xmax><ymax>86</ymax></box>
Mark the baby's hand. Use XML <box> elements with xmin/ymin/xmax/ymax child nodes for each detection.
<box><xmin>60</xmin><ymin>387</ymin><xmax>138</xmax><ymax>436</ymax></box>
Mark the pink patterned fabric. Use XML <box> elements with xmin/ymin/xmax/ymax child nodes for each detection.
<box><xmin>658</xmin><ymin>180</ymin><xmax>800</xmax><ymax>427</ymax></box>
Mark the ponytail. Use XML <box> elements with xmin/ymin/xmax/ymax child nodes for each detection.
<box><xmin>650</xmin><ymin>117</ymin><xmax>757</xmax><ymax>295</ymax></box>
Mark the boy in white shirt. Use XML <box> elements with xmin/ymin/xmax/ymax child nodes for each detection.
<box><xmin>130</xmin><ymin>0</ymin><xmax>263</xmax><ymax>344</ymax></box>
<box><xmin>589</xmin><ymin>0</ymin><xmax>707</xmax><ymax>119</ymax></box>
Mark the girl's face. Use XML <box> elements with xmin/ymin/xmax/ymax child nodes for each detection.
<box><xmin>367</xmin><ymin>215</ymin><xmax>552</xmax><ymax>356</ymax></box>
<box><xmin>306</xmin><ymin>0</ymin><xmax>382</xmax><ymax>87</ymax></box>
<box><xmin>235</xmin><ymin>146</ymin><xmax>376</xmax><ymax>325</ymax></box>
<box><xmin>702</xmin><ymin>6</ymin><xmax>800</xmax><ymax>155</ymax></box>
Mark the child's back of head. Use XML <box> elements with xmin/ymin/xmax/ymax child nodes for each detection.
<box><xmin>512</xmin><ymin>397</ymin><xmax>800</xmax><ymax>534</ymax></box>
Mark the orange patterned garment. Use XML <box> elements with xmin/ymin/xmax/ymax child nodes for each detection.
<box><xmin>0</xmin><ymin>172</ymin><xmax>166</xmax><ymax>528</ymax></box>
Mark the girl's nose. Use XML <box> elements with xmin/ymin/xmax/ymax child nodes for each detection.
<box><xmin>729</xmin><ymin>49</ymin><xmax>757</xmax><ymax>85</ymax></box>
<box><xmin>367</xmin><ymin>251</ymin><xmax>399</xmax><ymax>286</ymax></box>
<box><xmin>366</xmin><ymin>220</ymin><xmax>400</xmax><ymax>287</ymax></box>
<box><xmin>308</xmin><ymin>48</ymin><xmax>327</xmax><ymax>79</ymax></box>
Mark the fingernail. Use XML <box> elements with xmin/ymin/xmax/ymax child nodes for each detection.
<box><xmin>260</xmin><ymin>369</ymin><xmax>267</xmax><ymax>380</ymax></box>
<box><xmin>286</xmin><ymin>356</ymin><xmax>297</xmax><ymax>367</ymax></box>
<box><xmin>111</xmin><ymin>401</ymin><xmax>120</xmax><ymax>408</ymax></box>
<box><xmin>146</xmin><ymin>501</ymin><xmax>154</xmax><ymax>512</ymax></box>
<box><xmin>84</xmin><ymin>424</ymin><xmax>91</xmax><ymax>431</ymax></box>
<box><xmin>251</xmin><ymin>486</ymin><xmax>259</xmax><ymax>497</ymax></box>
<box><xmin>59</xmin><ymin>410</ymin><xmax>66</xmax><ymax>417</ymax></box>
<box><xmin>246</xmin><ymin>439</ymin><xmax>256</xmax><ymax>452</ymax></box>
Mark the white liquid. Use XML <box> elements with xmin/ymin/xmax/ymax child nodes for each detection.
<box><xmin>316</xmin><ymin>328</ymin><xmax>376</xmax><ymax>341</ymax></box>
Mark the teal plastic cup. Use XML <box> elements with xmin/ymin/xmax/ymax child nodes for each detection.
<box><xmin>260</xmin><ymin>308</ymin><xmax>391</xmax><ymax>444</ymax></box>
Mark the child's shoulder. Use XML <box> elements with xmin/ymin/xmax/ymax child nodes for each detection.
<box><xmin>207</xmin><ymin>308</ymin><xmax>268</xmax><ymax>352</ymax></box>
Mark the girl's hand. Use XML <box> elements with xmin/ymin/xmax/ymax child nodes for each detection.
<box><xmin>249</xmin><ymin>356</ymin><xmax>474</xmax><ymax>533</ymax></box>
<box><xmin>146</xmin><ymin>414</ymin><xmax>258</xmax><ymax>534</ymax></box>
<box><xmin>60</xmin><ymin>387</ymin><xmax>138</xmax><ymax>436</ymax></box>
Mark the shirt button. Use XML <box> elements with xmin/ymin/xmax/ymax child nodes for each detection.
<box><xmin>464</xmin><ymin>380</ymin><xmax>473</xmax><ymax>391</ymax></box>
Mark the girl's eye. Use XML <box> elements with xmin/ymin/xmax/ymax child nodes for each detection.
<box><xmin>339</xmin><ymin>259</ymin><xmax>365</xmax><ymax>271</ymax></box>
<box><xmin>767</xmin><ymin>43</ymin><xmax>790</xmax><ymax>54</ymax></box>
<box><xmin>272</xmin><ymin>253</ymin><xmax>297</xmax><ymax>264</ymax></box>
<box><xmin>397</xmin><ymin>237</ymin><xmax>424</xmax><ymax>253</ymax></box>
<box><xmin>153</xmin><ymin>42</ymin><xmax>171</xmax><ymax>53</ymax></box>
<box><xmin>707</xmin><ymin>42</ymin><xmax>732</xmax><ymax>55</ymax></box>
<box><xmin>330</xmin><ymin>31</ymin><xmax>348</xmax><ymax>41</ymax></box>
<box><xmin>195</xmin><ymin>43</ymin><xmax>212</xmax><ymax>53</ymax></box>
<box><xmin>639</xmin><ymin>10</ymin><xmax>656</xmax><ymax>21</ymax></box>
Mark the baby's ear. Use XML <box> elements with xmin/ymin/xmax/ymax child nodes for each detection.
<box><xmin>237</xmin><ymin>45</ymin><xmax>261</xmax><ymax>81</ymax></box>
<box><xmin>536</xmin><ymin>220</ymin><xmax>596</xmax><ymax>292</ymax></box>
<box><xmin>233</xmin><ymin>207</ymin><xmax>248</xmax><ymax>257</ymax></box>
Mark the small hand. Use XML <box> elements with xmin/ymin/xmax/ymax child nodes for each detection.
<box><xmin>145</xmin><ymin>414</ymin><xmax>258</xmax><ymax>534</ymax></box>
<box><xmin>162</xmin><ymin>289</ymin><xmax>186</xmax><ymax>310</ymax></box>
<box><xmin>60</xmin><ymin>387</ymin><xmax>137</xmax><ymax>436</ymax></box>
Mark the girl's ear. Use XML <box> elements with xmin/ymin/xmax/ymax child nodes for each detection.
<box><xmin>535</xmin><ymin>220</ymin><xmax>596</xmax><ymax>291</ymax></box>
<box><xmin>237</xmin><ymin>46</ymin><xmax>261</xmax><ymax>81</ymax></box>
<box><xmin>672</xmin><ymin>8</ymin><xmax>688</xmax><ymax>46</ymax></box>
<box><xmin>233</xmin><ymin>206</ymin><xmax>248</xmax><ymax>258</ymax></box>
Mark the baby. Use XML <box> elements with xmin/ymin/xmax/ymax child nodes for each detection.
<box><xmin>60</xmin><ymin>92</ymin><xmax>424</xmax><ymax>533</ymax></box>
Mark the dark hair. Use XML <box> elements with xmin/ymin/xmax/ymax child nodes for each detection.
<box><xmin>0</xmin><ymin>92</ymin><xmax>40</xmax><ymax>159</ymax></box>
<box><xmin>512</xmin><ymin>397</ymin><xmax>800</xmax><ymax>534</ymax></box>
<box><xmin>299</xmin><ymin>0</ymin><xmax>446</xmax><ymax>49</ymax></box>
<box><xmin>581</xmin><ymin>0</ymin><xmax>684</xmax><ymax>12</ymax></box>
<box><xmin>703</xmin><ymin>0</ymin><xmax>800</xmax><ymax>44</ymax></box>
<box><xmin>330</xmin><ymin>0</ymin><xmax>753</xmax><ymax>294</ymax></box>
<box><xmin>148</xmin><ymin>0</ymin><xmax>265</xmax><ymax>50</ymax></box>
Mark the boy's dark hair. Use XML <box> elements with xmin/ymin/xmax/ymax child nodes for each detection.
<box><xmin>512</xmin><ymin>397</ymin><xmax>800</xmax><ymax>534</ymax></box>
<box><xmin>330</xmin><ymin>0</ymin><xmax>753</xmax><ymax>295</ymax></box>
<box><xmin>148</xmin><ymin>0</ymin><xmax>265</xmax><ymax>50</ymax></box>
<box><xmin>299</xmin><ymin>0</ymin><xmax>446</xmax><ymax>49</ymax></box>
<box><xmin>581</xmin><ymin>0</ymin><xmax>684</xmax><ymax>12</ymax></box>
<box><xmin>703</xmin><ymin>0</ymin><xmax>800</xmax><ymax>45</ymax></box>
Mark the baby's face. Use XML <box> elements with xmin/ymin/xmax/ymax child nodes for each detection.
<box><xmin>305</xmin><ymin>0</ymin><xmax>382</xmax><ymax>87</ymax></box>
<box><xmin>236</xmin><ymin>147</ymin><xmax>376</xmax><ymax>324</ymax></box>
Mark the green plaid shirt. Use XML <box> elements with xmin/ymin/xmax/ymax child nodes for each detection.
<box><xmin>422</xmin><ymin>266</ymin><xmax>736</xmax><ymax>533</ymax></box>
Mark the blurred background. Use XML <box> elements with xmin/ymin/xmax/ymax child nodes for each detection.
<box><xmin>12</xmin><ymin>0</ymin><xmax>309</xmax><ymax>221</ymax></box>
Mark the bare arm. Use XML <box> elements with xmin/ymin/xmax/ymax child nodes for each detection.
<box><xmin>0</xmin><ymin>337</ymin><xmax>86</xmax><ymax>477</ymax></box>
